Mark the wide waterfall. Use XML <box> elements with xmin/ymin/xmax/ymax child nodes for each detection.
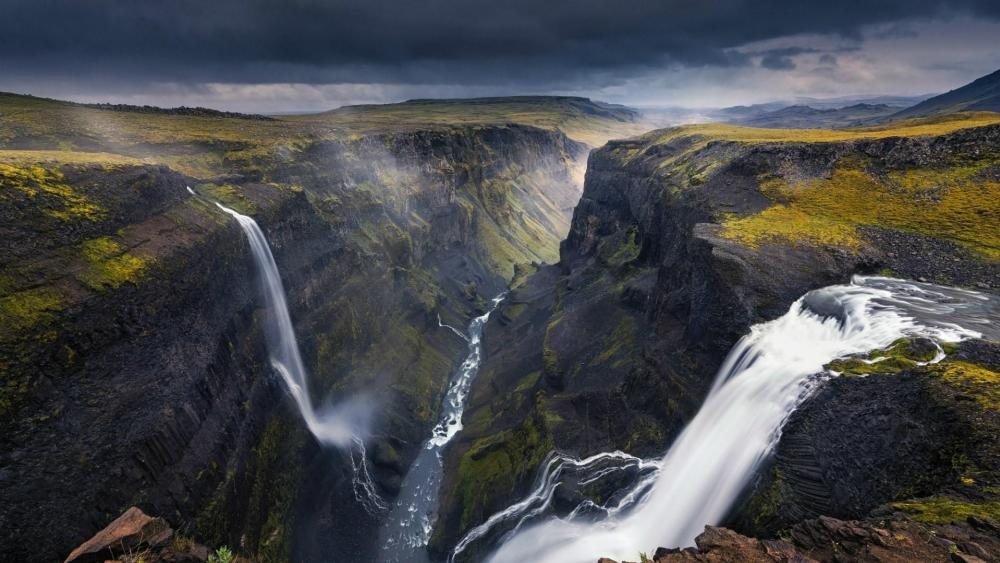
<box><xmin>217</xmin><ymin>203</ymin><xmax>385</xmax><ymax>511</ymax></box>
<box><xmin>379</xmin><ymin>295</ymin><xmax>506</xmax><ymax>562</ymax></box>
<box><xmin>476</xmin><ymin>276</ymin><xmax>999</xmax><ymax>563</ymax></box>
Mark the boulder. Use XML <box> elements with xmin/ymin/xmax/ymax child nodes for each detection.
<box><xmin>64</xmin><ymin>507</ymin><xmax>172</xmax><ymax>563</ymax></box>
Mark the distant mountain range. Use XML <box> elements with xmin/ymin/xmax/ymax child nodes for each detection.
<box><xmin>639</xmin><ymin>68</ymin><xmax>1000</xmax><ymax>130</ymax></box>
<box><xmin>890</xmin><ymin>68</ymin><xmax>1000</xmax><ymax>119</ymax></box>
<box><xmin>733</xmin><ymin>103</ymin><xmax>901</xmax><ymax>129</ymax></box>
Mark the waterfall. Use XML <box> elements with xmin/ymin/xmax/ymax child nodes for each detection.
<box><xmin>217</xmin><ymin>203</ymin><xmax>385</xmax><ymax>510</ymax></box>
<box><xmin>478</xmin><ymin>276</ymin><xmax>998</xmax><ymax>563</ymax></box>
<box><xmin>379</xmin><ymin>294</ymin><xmax>505</xmax><ymax>562</ymax></box>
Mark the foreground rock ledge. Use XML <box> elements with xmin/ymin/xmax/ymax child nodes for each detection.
<box><xmin>598</xmin><ymin>516</ymin><xmax>998</xmax><ymax>563</ymax></box>
<box><xmin>64</xmin><ymin>506</ymin><xmax>210</xmax><ymax>563</ymax></box>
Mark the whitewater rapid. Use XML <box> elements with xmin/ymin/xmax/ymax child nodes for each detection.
<box><xmin>472</xmin><ymin>276</ymin><xmax>998</xmax><ymax>563</ymax></box>
<box><xmin>217</xmin><ymin>203</ymin><xmax>385</xmax><ymax>512</ymax></box>
<box><xmin>380</xmin><ymin>295</ymin><xmax>505</xmax><ymax>562</ymax></box>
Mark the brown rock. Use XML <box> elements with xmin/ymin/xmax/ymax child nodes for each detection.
<box><xmin>646</xmin><ymin>527</ymin><xmax>816</xmax><ymax>562</ymax></box>
<box><xmin>64</xmin><ymin>507</ymin><xmax>173</xmax><ymax>563</ymax></box>
<box><xmin>158</xmin><ymin>543</ymin><xmax>210</xmax><ymax>563</ymax></box>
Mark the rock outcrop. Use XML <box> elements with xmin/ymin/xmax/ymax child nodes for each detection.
<box><xmin>600</xmin><ymin>515</ymin><xmax>1000</xmax><ymax>563</ymax></box>
<box><xmin>65</xmin><ymin>507</ymin><xmax>174</xmax><ymax>563</ymax></box>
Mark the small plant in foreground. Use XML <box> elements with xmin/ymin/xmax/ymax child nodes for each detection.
<box><xmin>207</xmin><ymin>545</ymin><xmax>235</xmax><ymax>563</ymax></box>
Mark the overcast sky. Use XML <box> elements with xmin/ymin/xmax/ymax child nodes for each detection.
<box><xmin>1</xmin><ymin>0</ymin><xmax>998</xmax><ymax>113</ymax></box>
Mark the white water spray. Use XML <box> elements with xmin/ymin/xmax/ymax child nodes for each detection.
<box><xmin>216</xmin><ymin>203</ymin><xmax>385</xmax><ymax>511</ymax></box>
<box><xmin>479</xmin><ymin>276</ymin><xmax>997</xmax><ymax>563</ymax></box>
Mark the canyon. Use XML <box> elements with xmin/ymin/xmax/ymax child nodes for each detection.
<box><xmin>1</xmin><ymin>84</ymin><xmax>999</xmax><ymax>563</ymax></box>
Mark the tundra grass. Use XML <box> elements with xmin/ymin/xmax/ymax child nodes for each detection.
<box><xmin>720</xmin><ymin>164</ymin><xmax>1000</xmax><ymax>258</ymax></box>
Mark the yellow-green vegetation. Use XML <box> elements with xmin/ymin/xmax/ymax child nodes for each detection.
<box><xmin>383</xmin><ymin>322</ymin><xmax>455</xmax><ymax>425</ymax></box>
<box><xmin>0</xmin><ymin>150</ymin><xmax>141</xmax><ymax>166</ymax></box>
<box><xmin>196</xmin><ymin>468</ymin><xmax>237</xmax><ymax>547</ymax></box>
<box><xmin>592</xmin><ymin>316</ymin><xmax>636</xmax><ymax>366</ymax></box>
<box><xmin>454</xmin><ymin>411</ymin><xmax>553</xmax><ymax>531</ymax></box>
<box><xmin>745</xmin><ymin>467</ymin><xmax>793</xmax><ymax>530</ymax></box>
<box><xmin>291</xmin><ymin>96</ymin><xmax>650</xmax><ymax>147</ymax></box>
<box><xmin>244</xmin><ymin>415</ymin><xmax>305</xmax><ymax>562</ymax></box>
<box><xmin>930</xmin><ymin>360</ymin><xmax>1000</xmax><ymax>411</ymax></box>
<box><xmin>0</xmin><ymin>161</ymin><xmax>104</xmax><ymax>222</ymax></box>
<box><xmin>0</xmin><ymin>286</ymin><xmax>64</xmax><ymax>335</ymax></box>
<box><xmin>721</xmin><ymin>162</ymin><xmax>1000</xmax><ymax>258</ymax></box>
<box><xmin>598</xmin><ymin>225</ymin><xmax>641</xmax><ymax>267</ymax></box>
<box><xmin>0</xmin><ymin>93</ymin><xmax>306</xmax><ymax>179</ymax></box>
<box><xmin>826</xmin><ymin>338</ymin><xmax>938</xmax><ymax>376</ymax></box>
<box><xmin>651</xmin><ymin>112</ymin><xmax>1000</xmax><ymax>146</ymax></box>
<box><xmin>893</xmin><ymin>496</ymin><xmax>1000</xmax><ymax>524</ymax></box>
<box><xmin>206</xmin><ymin>546</ymin><xmax>235</xmax><ymax>563</ymax></box>
<box><xmin>542</xmin><ymin>316</ymin><xmax>562</xmax><ymax>382</ymax></box>
<box><xmin>722</xmin><ymin>205</ymin><xmax>863</xmax><ymax>250</ymax></box>
<box><xmin>199</xmin><ymin>183</ymin><xmax>258</xmax><ymax>214</ymax></box>
<box><xmin>77</xmin><ymin>237</ymin><xmax>151</xmax><ymax>291</ymax></box>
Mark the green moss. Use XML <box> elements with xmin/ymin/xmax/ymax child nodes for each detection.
<box><xmin>0</xmin><ymin>162</ymin><xmax>105</xmax><ymax>222</ymax></box>
<box><xmin>201</xmin><ymin>183</ymin><xmax>258</xmax><ymax>214</ymax></box>
<box><xmin>77</xmin><ymin>237</ymin><xmax>151</xmax><ymax>291</ymax></box>
<box><xmin>244</xmin><ymin>415</ymin><xmax>305</xmax><ymax>561</ymax></box>
<box><xmin>196</xmin><ymin>469</ymin><xmax>237</xmax><ymax>548</ymax></box>
<box><xmin>503</xmin><ymin>302</ymin><xmax>528</xmax><ymax>322</ymax></box>
<box><xmin>721</xmin><ymin>163</ymin><xmax>1000</xmax><ymax>259</ymax></box>
<box><xmin>893</xmin><ymin>496</ymin><xmax>1000</xmax><ymax>524</ymax></box>
<box><xmin>542</xmin><ymin>316</ymin><xmax>562</xmax><ymax>384</ymax></box>
<box><xmin>598</xmin><ymin>225</ymin><xmax>641</xmax><ymax>267</ymax></box>
<box><xmin>826</xmin><ymin>338</ymin><xmax>938</xmax><ymax>376</ymax></box>
<box><xmin>0</xmin><ymin>286</ymin><xmax>64</xmax><ymax>334</ymax></box>
<box><xmin>747</xmin><ymin>467</ymin><xmax>793</xmax><ymax>530</ymax></box>
<box><xmin>454</xmin><ymin>410</ymin><xmax>553</xmax><ymax>532</ymax></box>
<box><xmin>592</xmin><ymin>316</ymin><xmax>636</xmax><ymax>366</ymax></box>
<box><xmin>381</xmin><ymin>319</ymin><xmax>453</xmax><ymax>425</ymax></box>
<box><xmin>513</xmin><ymin>371</ymin><xmax>542</xmax><ymax>394</ymax></box>
<box><xmin>930</xmin><ymin>360</ymin><xmax>1000</xmax><ymax>411</ymax></box>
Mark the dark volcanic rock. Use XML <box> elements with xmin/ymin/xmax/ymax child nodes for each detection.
<box><xmin>731</xmin><ymin>340</ymin><xmax>1000</xmax><ymax>539</ymax></box>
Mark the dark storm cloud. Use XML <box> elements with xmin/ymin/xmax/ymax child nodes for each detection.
<box><xmin>0</xmin><ymin>0</ymin><xmax>998</xmax><ymax>89</ymax></box>
<box><xmin>758</xmin><ymin>48</ymin><xmax>818</xmax><ymax>70</ymax></box>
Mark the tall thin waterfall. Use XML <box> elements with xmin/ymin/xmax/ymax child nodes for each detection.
<box><xmin>217</xmin><ymin>203</ymin><xmax>385</xmax><ymax>511</ymax></box>
<box><xmin>477</xmin><ymin>276</ymin><xmax>998</xmax><ymax>563</ymax></box>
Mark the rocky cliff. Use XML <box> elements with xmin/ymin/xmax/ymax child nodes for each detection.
<box><xmin>432</xmin><ymin>113</ymin><xmax>1000</xmax><ymax>560</ymax></box>
<box><xmin>0</xmin><ymin>93</ymin><xmax>624</xmax><ymax>562</ymax></box>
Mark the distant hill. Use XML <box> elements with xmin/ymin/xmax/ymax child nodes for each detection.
<box><xmin>736</xmin><ymin>103</ymin><xmax>901</xmax><ymax>129</ymax></box>
<box><xmin>890</xmin><ymin>68</ymin><xmax>1000</xmax><ymax>119</ymax></box>
<box><xmin>789</xmin><ymin>94</ymin><xmax>932</xmax><ymax>110</ymax></box>
<box><xmin>296</xmin><ymin>95</ymin><xmax>649</xmax><ymax>146</ymax></box>
<box><xmin>0</xmin><ymin>91</ymin><xmax>273</xmax><ymax>120</ymax></box>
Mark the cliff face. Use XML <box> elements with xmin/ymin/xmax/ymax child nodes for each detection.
<box><xmin>0</xmin><ymin>165</ymin><xmax>320</xmax><ymax>561</ymax></box>
<box><xmin>0</xmin><ymin>98</ymin><xmax>590</xmax><ymax>562</ymax></box>
<box><xmin>432</xmin><ymin>116</ymin><xmax>1000</xmax><ymax>559</ymax></box>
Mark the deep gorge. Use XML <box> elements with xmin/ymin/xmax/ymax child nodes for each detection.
<box><xmin>2</xmin><ymin>92</ymin><xmax>999</xmax><ymax>563</ymax></box>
